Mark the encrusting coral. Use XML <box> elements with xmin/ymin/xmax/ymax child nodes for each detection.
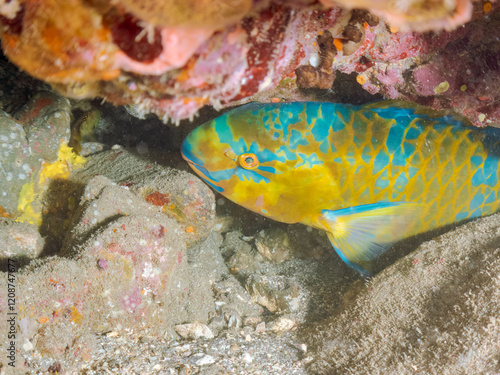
<box><xmin>0</xmin><ymin>0</ymin><xmax>498</xmax><ymax>127</ymax></box>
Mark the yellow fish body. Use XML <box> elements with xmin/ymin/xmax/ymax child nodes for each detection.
<box><xmin>182</xmin><ymin>101</ymin><xmax>500</xmax><ymax>275</ymax></box>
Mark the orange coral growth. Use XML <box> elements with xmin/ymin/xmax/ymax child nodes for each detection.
<box><xmin>333</xmin><ymin>38</ymin><xmax>343</xmax><ymax>52</ymax></box>
<box><xmin>145</xmin><ymin>191</ymin><xmax>171</xmax><ymax>206</ymax></box>
<box><xmin>0</xmin><ymin>0</ymin><xmax>216</xmax><ymax>84</ymax></box>
<box><xmin>70</xmin><ymin>306</ymin><xmax>83</xmax><ymax>324</ymax></box>
<box><xmin>120</xmin><ymin>0</ymin><xmax>253</xmax><ymax>28</ymax></box>
<box><xmin>0</xmin><ymin>205</ymin><xmax>12</xmax><ymax>218</ymax></box>
<box><xmin>356</xmin><ymin>74</ymin><xmax>366</xmax><ymax>84</ymax></box>
<box><xmin>1</xmin><ymin>0</ymin><xmax>118</xmax><ymax>83</ymax></box>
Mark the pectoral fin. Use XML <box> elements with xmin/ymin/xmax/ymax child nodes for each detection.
<box><xmin>320</xmin><ymin>202</ymin><xmax>420</xmax><ymax>276</ymax></box>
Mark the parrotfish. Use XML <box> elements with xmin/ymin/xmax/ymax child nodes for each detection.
<box><xmin>181</xmin><ymin>101</ymin><xmax>500</xmax><ymax>275</ymax></box>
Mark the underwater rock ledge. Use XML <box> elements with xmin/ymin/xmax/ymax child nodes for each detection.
<box><xmin>2</xmin><ymin>1</ymin><xmax>500</xmax><ymax>126</ymax></box>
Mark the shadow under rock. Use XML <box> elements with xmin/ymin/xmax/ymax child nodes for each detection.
<box><xmin>298</xmin><ymin>71</ymin><xmax>383</xmax><ymax>105</ymax></box>
<box><xmin>0</xmin><ymin>256</ymin><xmax>32</xmax><ymax>273</ymax></box>
<box><xmin>38</xmin><ymin>178</ymin><xmax>86</xmax><ymax>258</ymax></box>
<box><xmin>0</xmin><ymin>179</ymin><xmax>86</xmax><ymax>272</ymax></box>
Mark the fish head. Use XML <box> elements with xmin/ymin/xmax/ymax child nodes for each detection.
<box><xmin>182</xmin><ymin>102</ymin><xmax>338</xmax><ymax>223</ymax></box>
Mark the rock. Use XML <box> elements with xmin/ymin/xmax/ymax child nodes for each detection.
<box><xmin>0</xmin><ymin>219</ymin><xmax>44</xmax><ymax>258</ymax></box>
<box><xmin>14</xmin><ymin>90</ymin><xmax>71</xmax><ymax>163</ymax></box>
<box><xmin>79</xmin><ymin>142</ymin><xmax>108</xmax><ymax>157</ymax></box>
<box><xmin>305</xmin><ymin>212</ymin><xmax>500</xmax><ymax>375</ymax></box>
<box><xmin>194</xmin><ymin>354</ymin><xmax>216</xmax><ymax>366</ymax></box>
<box><xmin>0</xmin><ymin>110</ymin><xmax>35</xmax><ymax>214</ymax></box>
<box><xmin>0</xmin><ymin>152</ymin><xmax>223</xmax><ymax>368</ymax></box>
<box><xmin>183</xmin><ymin>238</ymin><xmax>220</xmax><ymax>324</ymax></box>
<box><xmin>212</xmin><ymin>277</ymin><xmax>263</xmax><ymax>323</ymax></box>
<box><xmin>245</xmin><ymin>274</ymin><xmax>300</xmax><ymax>314</ymax></box>
<box><xmin>224</xmin><ymin>308</ymin><xmax>242</xmax><ymax>330</ymax></box>
<box><xmin>175</xmin><ymin>323</ymin><xmax>214</xmax><ymax>340</ymax></box>
<box><xmin>269</xmin><ymin>315</ymin><xmax>297</xmax><ymax>332</ymax></box>
<box><xmin>227</xmin><ymin>248</ymin><xmax>261</xmax><ymax>279</ymax></box>
<box><xmin>0</xmin><ymin>89</ymin><xmax>79</xmax><ymax>224</ymax></box>
<box><xmin>60</xmin><ymin>175</ymin><xmax>157</xmax><ymax>255</ymax></box>
<box><xmin>220</xmin><ymin>231</ymin><xmax>253</xmax><ymax>259</ymax></box>
<box><xmin>241</xmin><ymin>352</ymin><xmax>253</xmax><ymax>363</ymax></box>
<box><xmin>222</xmin><ymin>231</ymin><xmax>263</xmax><ymax>279</ymax></box>
<box><xmin>255</xmin><ymin>321</ymin><xmax>266</xmax><ymax>333</ymax></box>
<box><xmin>255</xmin><ymin>228</ymin><xmax>293</xmax><ymax>264</ymax></box>
<box><xmin>34</xmin><ymin>322</ymin><xmax>76</xmax><ymax>357</ymax></box>
<box><xmin>187</xmin><ymin>230</ymin><xmax>227</xmax><ymax>289</ymax></box>
<box><xmin>207</xmin><ymin>316</ymin><xmax>226</xmax><ymax>337</ymax></box>
<box><xmin>70</xmin><ymin>148</ymin><xmax>216</xmax><ymax>243</ymax></box>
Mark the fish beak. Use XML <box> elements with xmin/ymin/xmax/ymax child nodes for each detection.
<box><xmin>180</xmin><ymin>138</ymin><xmax>201</xmax><ymax>166</ymax></box>
<box><xmin>181</xmin><ymin>151</ymin><xmax>205</xmax><ymax>176</ymax></box>
<box><xmin>183</xmin><ymin>159</ymin><xmax>225</xmax><ymax>193</ymax></box>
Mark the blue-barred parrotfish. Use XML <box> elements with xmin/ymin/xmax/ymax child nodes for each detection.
<box><xmin>181</xmin><ymin>101</ymin><xmax>500</xmax><ymax>276</ymax></box>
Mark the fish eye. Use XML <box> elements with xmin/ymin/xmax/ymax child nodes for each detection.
<box><xmin>238</xmin><ymin>153</ymin><xmax>259</xmax><ymax>169</ymax></box>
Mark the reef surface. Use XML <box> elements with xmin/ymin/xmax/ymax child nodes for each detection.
<box><xmin>1</xmin><ymin>1</ymin><xmax>500</xmax><ymax>126</ymax></box>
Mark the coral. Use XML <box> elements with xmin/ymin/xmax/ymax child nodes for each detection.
<box><xmin>0</xmin><ymin>1</ymin><xmax>360</xmax><ymax>122</ymax></box>
<box><xmin>320</xmin><ymin>0</ymin><xmax>474</xmax><ymax>32</ymax></box>
<box><xmin>1</xmin><ymin>0</ymin><xmax>500</xmax><ymax>127</ymax></box>
<box><xmin>295</xmin><ymin>30</ymin><xmax>336</xmax><ymax>89</ymax></box>
<box><xmin>0</xmin><ymin>110</ymin><xmax>33</xmax><ymax>214</ymax></box>
<box><xmin>119</xmin><ymin>0</ymin><xmax>254</xmax><ymax>28</ymax></box>
<box><xmin>0</xmin><ymin>148</ymin><xmax>283</xmax><ymax>372</ymax></box>
<box><xmin>358</xmin><ymin>6</ymin><xmax>500</xmax><ymax>127</ymax></box>
<box><xmin>69</xmin><ymin>148</ymin><xmax>217</xmax><ymax>243</ymax></box>
<box><xmin>16</xmin><ymin>91</ymin><xmax>71</xmax><ymax>163</ymax></box>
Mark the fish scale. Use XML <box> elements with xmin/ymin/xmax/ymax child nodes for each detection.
<box><xmin>182</xmin><ymin>101</ymin><xmax>500</xmax><ymax>275</ymax></box>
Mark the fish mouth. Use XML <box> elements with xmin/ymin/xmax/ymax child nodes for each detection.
<box><xmin>181</xmin><ymin>140</ymin><xmax>224</xmax><ymax>192</ymax></box>
<box><xmin>186</xmin><ymin>160</ymin><xmax>207</xmax><ymax>178</ymax></box>
<box><xmin>184</xmin><ymin>161</ymin><xmax>224</xmax><ymax>193</ymax></box>
<box><xmin>181</xmin><ymin>149</ymin><xmax>206</xmax><ymax>177</ymax></box>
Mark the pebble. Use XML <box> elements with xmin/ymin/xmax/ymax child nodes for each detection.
<box><xmin>245</xmin><ymin>274</ymin><xmax>300</xmax><ymax>314</ymax></box>
<box><xmin>23</xmin><ymin>340</ymin><xmax>33</xmax><ymax>351</ymax></box>
<box><xmin>195</xmin><ymin>354</ymin><xmax>216</xmax><ymax>366</ymax></box>
<box><xmin>255</xmin><ymin>228</ymin><xmax>292</xmax><ymax>264</ymax></box>
<box><xmin>255</xmin><ymin>322</ymin><xmax>266</xmax><ymax>334</ymax></box>
<box><xmin>0</xmin><ymin>220</ymin><xmax>44</xmax><ymax>259</ymax></box>
<box><xmin>242</xmin><ymin>352</ymin><xmax>253</xmax><ymax>363</ymax></box>
<box><xmin>175</xmin><ymin>323</ymin><xmax>214</xmax><ymax>340</ymax></box>
<box><xmin>174</xmin><ymin>344</ymin><xmax>191</xmax><ymax>353</ymax></box>
<box><xmin>270</xmin><ymin>316</ymin><xmax>296</xmax><ymax>332</ymax></box>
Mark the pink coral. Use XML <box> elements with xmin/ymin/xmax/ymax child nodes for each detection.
<box><xmin>320</xmin><ymin>0</ymin><xmax>474</xmax><ymax>32</ymax></box>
